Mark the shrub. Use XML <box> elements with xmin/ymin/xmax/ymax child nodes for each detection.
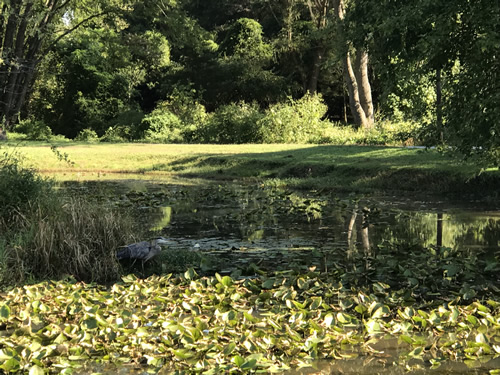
<box><xmin>257</xmin><ymin>94</ymin><xmax>331</xmax><ymax>143</ymax></box>
<box><xmin>75</xmin><ymin>128</ymin><xmax>100</xmax><ymax>142</ymax></box>
<box><xmin>158</xmin><ymin>90</ymin><xmax>208</xmax><ymax>142</ymax></box>
<box><xmin>0</xmin><ymin>152</ymin><xmax>54</xmax><ymax>222</ymax></box>
<box><xmin>108</xmin><ymin>109</ymin><xmax>145</xmax><ymax>140</ymax></box>
<box><xmin>14</xmin><ymin>118</ymin><xmax>53</xmax><ymax>140</ymax></box>
<box><xmin>142</xmin><ymin>110</ymin><xmax>184</xmax><ymax>143</ymax></box>
<box><xmin>315</xmin><ymin>120</ymin><xmax>423</xmax><ymax>146</ymax></box>
<box><xmin>100</xmin><ymin>126</ymin><xmax>128</xmax><ymax>143</ymax></box>
<box><xmin>199</xmin><ymin>102</ymin><xmax>264</xmax><ymax>143</ymax></box>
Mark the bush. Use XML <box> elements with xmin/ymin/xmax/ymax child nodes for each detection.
<box><xmin>142</xmin><ymin>110</ymin><xmax>184</xmax><ymax>143</ymax></box>
<box><xmin>0</xmin><ymin>152</ymin><xmax>136</xmax><ymax>284</ymax></box>
<box><xmin>14</xmin><ymin>118</ymin><xmax>53</xmax><ymax>140</ymax></box>
<box><xmin>158</xmin><ymin>90</ymin><xmax>208</xmax><ymax>142</ymax></box>
<box><xmin>108</xmin><ymin>109</ymin><xmax>145</xmax><ymax>140</ymax></box>
<box><xmin>100</xmin><ymin>126</ymin><xmax>128</xmax><ymax>143</ymax></box>
<box><xmin>75</xmin><ymin>128</ymin><xmax>100</xmax><ymax>142</ymax></box>
<box><xmin>0</xmin><ymin>152</ymin><xmax>54</xmax><ymax>222</ymax></box>
<box><xmin>199</xmin><ymin>102</ymin><xmax>264</xmax><ymax>143</ymax></box>
<box><xmin>257</xmin><ymin>94</ymin><xmax>331</xmax><ymax>143</ymax></box>
<box><xmin>315</xmin><ymin>120</ymin><xmax>423</xmax><ymax>146</ymax></box>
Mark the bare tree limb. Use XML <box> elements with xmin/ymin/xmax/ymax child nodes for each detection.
<box><xmin>43</xmin><ymin>10</ymin><xmax>111</xmax><ymax>52</ymax></box>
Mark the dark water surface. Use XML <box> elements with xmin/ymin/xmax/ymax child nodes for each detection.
<box><xmin>61</xmin><ymin>180</ymin><xmax>500</xmax><ymax>257</ymax></box>
<box><xmin>61</xmin><ymin>180</ymin><xmax>500</xmax><ymax>374</ymax></box>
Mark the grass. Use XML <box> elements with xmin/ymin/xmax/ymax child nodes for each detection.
<box><xmin>5</xmin><ymin>142</ymin><xmax>499</xmax><ymax>196</ymax></box>
<box><xmin>1</xmin><ymin>198</ymin><xmax>136</xmax><ymax>285</ymax></box>
<box><xmin>0</xmin><ymin>151</ymin><xmax>139</xmax><ymax>285</ymax></box>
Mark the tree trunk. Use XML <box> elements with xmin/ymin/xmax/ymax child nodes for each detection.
<box><xmin>3</xmin><ymin>2</ymin><xmax>34</xmax><ymax>126</ymax></box>
<box><xmin>343</xmin><ymin>51</ymin><xmax>368</xmax><ymax>128</ymax></box>
<box><xmin>0</xmin><ymin>0</ymin><xmax>22</xmax><ymax>101</ymax></box>
<box><xmin>333</xmin><ymin>0</ymin><xmax>374</xmax><ymax>129</ymax></box>
<box><xmin>307</xmin><ymin>46</ymin><xmax>324</xmax><ymax>93</ymax></box>
<box><xmin>355</xmin><ymin>49</ymin><xmax>374</xmax><ymax>127</ymax></box>
<box><xmin>436</xmin><ymin>68</ymin><xmax>443</xmax><ymax>142</ymax></box>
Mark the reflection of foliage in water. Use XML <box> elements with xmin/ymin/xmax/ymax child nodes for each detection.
<box><xmin>59</xmin><ymin>181</ymin><xmax>500</xmax><ymax>277</ymax></box>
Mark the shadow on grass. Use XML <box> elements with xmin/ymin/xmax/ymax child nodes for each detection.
<box><xmin>136</xmin><ymin>145</ymin><xmax>499</xmax><ymax>196</ymax></box>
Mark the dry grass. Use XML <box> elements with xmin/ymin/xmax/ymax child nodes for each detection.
<box><xmin>3</xmin><ymin>198</ymin><xmax>136</xmax><ymax>284</ymax></box>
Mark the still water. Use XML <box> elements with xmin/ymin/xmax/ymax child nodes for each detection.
<box><xmin>62</xmin><ymin>180</ymin><xmax>500</xmax><ymax>257</ymax></box>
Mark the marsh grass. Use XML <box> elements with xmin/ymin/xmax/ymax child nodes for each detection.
<box><xmin>2</xmin><ymin>199</ymin><xmax>136</xmax><ymax>284</ymax></box>
<box><xmin>0</xmin><ymin>151</ymin><xmax>139</xmax><ymax>285</ymax></box>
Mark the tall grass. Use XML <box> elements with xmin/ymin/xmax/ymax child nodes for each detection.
<box><xmin>3</xmin><ymin>200</ymin><xmax>135</xmax><ymax>284</ymax></box>
<box><xmin>0</xmin><ymin>151</ymin><xmax>136</xmax><ymax>285</ymax></box>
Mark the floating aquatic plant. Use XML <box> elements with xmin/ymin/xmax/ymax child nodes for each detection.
<box><xmin>0</xmin><ymin>270</ymin><xmax>499</xmax><ymax>373</ymax></box>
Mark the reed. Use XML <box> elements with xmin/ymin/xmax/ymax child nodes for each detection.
<box><xmin>2</xmin><ymin>199</ymin><xmax>135</xmax><ymax>284</ymax></box>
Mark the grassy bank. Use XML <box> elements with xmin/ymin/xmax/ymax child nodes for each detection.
<box><xmin>4</xmin><ymin>142</ymin><xmax>500</xmax><ymax>196</ymax></box>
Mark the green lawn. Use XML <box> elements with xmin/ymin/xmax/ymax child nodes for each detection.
<box><xmin>4</xmin><ymin>142</ymin><xmax>499</xmax><ymax>195</ymax></box>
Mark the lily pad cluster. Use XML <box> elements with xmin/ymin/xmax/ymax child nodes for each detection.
<box><xmin>1</xmin><ymin>270</ymin><xmax>500</xmax><ymax>374</ymax></box>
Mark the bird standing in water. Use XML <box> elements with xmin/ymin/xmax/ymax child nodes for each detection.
<box><xmin>116</xmin><ymin>237</ymin><xmax>171</xmax><ymax>262</ymax></box>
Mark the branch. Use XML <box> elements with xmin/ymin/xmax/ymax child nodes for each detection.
<box><xmin>266</xmin><ymin>0</ymin><xmax>280</xmax><ymax>26</ymax></box>
<box><xmin>43</xmin><ymin>11</ymin><xmax>111</xmax><ymax>52</ymax></box>
<box><xmin>306</xmin><ymin>0</ymin><xmax>317</xmax><ymax>24</ymax></box>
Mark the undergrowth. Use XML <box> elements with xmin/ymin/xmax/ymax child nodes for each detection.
<box><xmin>0</xmin><ymin>151</ymin><xmax>136</xmax><ymax>285</ymax></box>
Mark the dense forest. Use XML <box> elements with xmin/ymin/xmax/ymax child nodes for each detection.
<box><xmin>0</xmin><ymin>0</ymin><xmax>498</xmax><ymax>163</ymax></box>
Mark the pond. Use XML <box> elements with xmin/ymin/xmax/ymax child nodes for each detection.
<box><xmin>61</xmin><ymin>180</ymin><xmax>500</xmax><ymax>264</ymax></box>
<box><xmin>59</xmin><ymin>179</ymin><xmax>500</xmax><ymax>374</ymax></box>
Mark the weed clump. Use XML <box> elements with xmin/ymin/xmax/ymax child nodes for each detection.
<box><xmin>0</xmin><ymin>152</ymin><xmax>54</xmax><ymax>222</ymax></box>
<box><xmin>0</xmin><ymin>152</ymin><xmax>135</xmax><ymax>285</ymax></box>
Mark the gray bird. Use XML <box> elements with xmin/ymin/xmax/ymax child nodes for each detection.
<box><xmin>116</xmin><ymin>237</ymin><xmax>171</xmax><ymax>262</ymax></box>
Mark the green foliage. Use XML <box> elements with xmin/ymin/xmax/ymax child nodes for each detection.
<box><xmin>258</xmin><ymin>94</ymin><xmax>331</xmax><ymax>143</ymax></box>
<box><xmin>444</xmin><ymin>2</ymin><xmax>500</xmax><ymax>165</ymax></box>
<box><xmin>75</xmin><ymin>128</ymin><xmax>100</xmax><ymax>142</ymax></box>
<box><xmin>0</xmin><ymin>267</ymin><xmax>498</xmax><ymax>372</ymax></box>
<box><xmin>108</xmin><ymin>109</ymin><xmax>145</xmax><ymax>140</ymax></box>
<box><xmin>157</xmin><ymin>89</ymin><xmax>208</xmax><ymax>142</ymax></box>
<box><xmin>219</xmin><ymin>18</ymin><xmax>273</xmax><ymax>64</ymax></box>
<box><xmin>14</xmin><ymin>118</ymin><xmax>53</xmax><ymax>141</ymax></box>
<box><xmin>199</xmin><ymin>102</ymin><xmax>264</xmax><ymax>144</ymax></box>
<box><xmin>142</xmin><ymin>108</ymin><xmax>184</xmax><ymax>143</ymax></box>
<box><xmin>100</xmin><ymin>126</ymin><xmax>129</xmax><ymax>143</ymax></box>
<box><xmin>0</xmin><ymin>152</ymin><xmax>54</xmax><ymax>223</ymax></box>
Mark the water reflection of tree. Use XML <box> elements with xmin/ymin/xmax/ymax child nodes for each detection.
<box><xmin>369</xmin><ymin>210</ymin><xmax>500</xmax><ymax>252</ymax></box>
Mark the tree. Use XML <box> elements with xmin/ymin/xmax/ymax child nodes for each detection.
<box><xmin>333</xmin><ymin>0</ymin><xmax>374</xmax><ymax>129</ymax></box>
<box><xmin>350</xmin><ymin>0</ymin><xmax>499</xmax><ymax>162</ymax></box>
<box><xmin>0</xmin><ymin>0</ymin><xmax>123</xmax><ymax>131</ymax></box>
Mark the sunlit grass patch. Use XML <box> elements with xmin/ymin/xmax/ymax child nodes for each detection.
<box><xmin>3</xmin><ymin>143</ymin><xmax>499</xmax><ymax>196</ymax></box>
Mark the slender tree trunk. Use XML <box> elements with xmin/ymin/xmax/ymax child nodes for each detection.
<box><xmin>307</xmin><ymin>46</ymin><xmax>324</xmax><ymax>93</ymax></box>
<box><xmin>3</xmin><ymin>2</ymin><xmax>34</xmax><ymax>125</ymax></box>
<box><xmin>0</xmin><ymin>4</ymin><xmax>9</xmax><ymax>52</ymax></box>
<box><xmin>355</xmin><ymin>49</ymin><xmax>374</xmax><ymax>127</ymax></box>
<box><xmin>305</xmin><ymin>0</ymin><xmax>329</xmax><ymax>94</ymax></box>
<box><xmin>0</xmin><ymin>0</ymin><xmax>22</xmax><ymax>103</ymax></box>
<box><xmin>342</xmin><ymin>52</ymin><xmax>368</xmax><ymax>128</ymax></box>
<box><xmin>436</xmin><ymin>212</ymin><xmax>443</xmax><ymax>248</ymax></box>
<box><xmin>0</xmin><ymin>0</ymin><xmax>80</xmax><ymax>129</ymax></box>
<box><xmin>436</xmin><ymin>68</ymin><xmax>443</xmax><ymax>142</ymax></box>
<box><xmin>333</xmin><ymin>0</ymin><xmax>374</xmax><ymax>129</ymax></box>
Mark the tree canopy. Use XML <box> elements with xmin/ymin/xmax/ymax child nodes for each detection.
<box><xmin>0</xmin><ymin>0</ymin><xmax>498</xmax><ymax>164</ymax></box>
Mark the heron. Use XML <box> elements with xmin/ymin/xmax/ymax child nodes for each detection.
<box><xmin>116</xmin><ymin>237</ymin><xmax>171</xmax><ymax>263</ymax></box>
